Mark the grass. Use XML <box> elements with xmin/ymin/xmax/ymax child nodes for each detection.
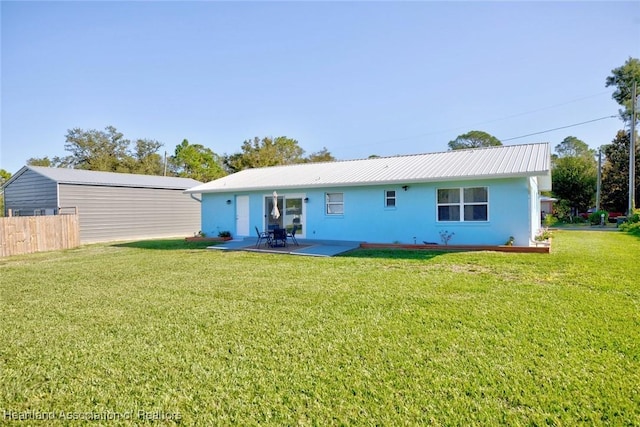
<box><xmin>1</xmin><ymin>231</ymin><xmax>639</xmax><ymax>425</ymax></box>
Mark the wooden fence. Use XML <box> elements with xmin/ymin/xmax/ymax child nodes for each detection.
<box><xmin>0</xmin><ymin>210</ymin><xmax>80</xmax><ymax>257</ymax></box>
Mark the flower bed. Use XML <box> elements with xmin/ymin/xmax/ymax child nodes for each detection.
<box><xmin>360</xmin><ymin>242</ymin><xmax>549</xmax><ymax>254</ymax></box>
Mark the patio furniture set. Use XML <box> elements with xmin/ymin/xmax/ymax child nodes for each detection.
<box><xmin>255</xmin><ymin>225</ymin><xmax>299</xmax><ymax>248</ymax></box>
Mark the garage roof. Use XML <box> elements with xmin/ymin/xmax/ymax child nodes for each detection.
<box><xmin>6</xmin><ymin>166</ymin><xmax>202</xmax><ymax>190</ymax></box>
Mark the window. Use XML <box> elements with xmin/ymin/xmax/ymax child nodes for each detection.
<box><xmin>437</xmin><ymin>187</ymin><xmax>488</xmax><ymax>221</ymax></box>
<box><xmin>385</xmin><ymin>190</ymin><xmax>396</xmax><ymax>207</ymax></box>
<box><xmin>326</xmin><ymin>192</ymin><xmax>344</xmax><ymax>215</ymax></box>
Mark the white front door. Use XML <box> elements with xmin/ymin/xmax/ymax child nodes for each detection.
<box><xmin>236</xmin><ymin>195</ymin><xmax>250</xmax><ymax>236</ymax></box>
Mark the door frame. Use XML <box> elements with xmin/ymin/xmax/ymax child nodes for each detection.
<box><xmin>263</xmin><ymin>193</ymin><xmax>306</xmax><ymax>238</ymax></box>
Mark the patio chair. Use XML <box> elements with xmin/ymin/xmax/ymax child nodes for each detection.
<box><xmin>287</xmin><ymin>225</ymin><xmax>299</xmax><ymax>246</ymax></box>
<box><xmin>255</xmin><ymin>226</ymin><xmax>270</xmax><ymax>248</ymax></box>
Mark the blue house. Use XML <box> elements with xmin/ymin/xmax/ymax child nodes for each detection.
<box><xmin>185</xmin><ymin>143</ymin><xmax>551</xmax><ymax>247</ymax></box>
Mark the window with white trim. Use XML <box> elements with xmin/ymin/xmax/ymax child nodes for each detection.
<box><xmin>326</xmin><ymin>192</ymin><xmax>344</xmax><ymax>215</ymax></box>
<box><xmin>437</xmin><ymin>187</ymin><xmax>488</xmax><ymax>221</ymax></box>
<box><xmin>385</xmin><ymin>190</ymin><xmax>396</xmax><ymax>207</ymax></box>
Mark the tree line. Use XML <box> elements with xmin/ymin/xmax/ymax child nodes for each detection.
<box><xmin>24</xmin><ymin>128</ymin><xmax>336</xmax><ymax>183</ymax></box>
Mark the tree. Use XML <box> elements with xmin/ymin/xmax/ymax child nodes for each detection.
<box><xmin>554</xmin><ymin>136</ymin><xmax>595</xmax><ymax>158</ymax></box>
<box><xmin>306</xmin><ymin>147</ymin><xmax>336</xmax><ymax>163</ymax></box>
<box><xmin>170</xmin><ymin>139</ymin><xmax>226</xmax><ymax>182</ymax></box>
<box><xmin>59</xmin><ymin>126</ymin><xmax>132</xmax><ymax>171</ymax></box>
<box><xmin>27</xmin><ymin>157</ymin><xmax>53</xmax><ymax>167</ymax></box>
<box><xmin>224</xmin><ymin>136</ymin><xmax>306</xmax><ymax>172</ymax></box>
<box><xmin>552</xmin><ymin>156</ymin><xmax>597</xmax><ymax>215</ymax></box>
<box><xmin>28</xmin><ymin>126</ymin><xmax>168</xmax><ymax>175</ymax></box>
<box><xmin>129</xmin><ymin>139</ymin><xmax>164</xmax><ymax>175</ymax></box>
<box><xmin>601</xmin><ymin>131</ymin><xmax>640</xmax><ymax>212</ymax></box>
<box><xmin>551</xmin><ymin>136</ymin><xmax>597</xmax><ymax>216</ymax></box>
<box><xmin>605</xmin><ymin>57</ymin><xmax>640</xmax><ymax>124</ymax></box>
<box><xmin>448</xmin><ymin>130</ymin><xmax>502</xmax><ymax>150</ymax></box>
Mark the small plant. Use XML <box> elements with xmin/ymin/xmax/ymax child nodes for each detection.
<box><xmin>194</xmin><ymin>230</ymin><xmax>206</xmax><ymax>238</ymax></box>
<box><xmin>218</xmin><ymin>230</ymin><xmax>232</xmax><ymax>238</ymax></box>
<box><xmin>535</xmin><ymin>227</ymin><xmax>552</xmax><ymax>242</ymax></box>
<box><xmin>439</xmin><ymin>230</ymin><xmax>455</xmax><ymax>246</ymax></box>
<box><xmin>505</xmin><ymin>236</ymin><xmax>515</xmax><ymax>246</ymax></box>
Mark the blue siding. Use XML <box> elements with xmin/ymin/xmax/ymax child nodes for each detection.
<box><xmin>200</xmin><ymin>177</ymin><xmax>535</xmax><ymax>246</ymax></box>
<box><xmin>201</xmin><ymin>194</ymin><xmax>237</xmax><ymax>237</ymax></box>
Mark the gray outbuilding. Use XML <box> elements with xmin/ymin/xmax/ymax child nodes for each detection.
<box><xmin>3</xmin><ymin>166</ymin><xmax>203</xmax><ymax>243</ymax></box>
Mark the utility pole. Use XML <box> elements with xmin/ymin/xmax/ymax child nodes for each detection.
<box><xmin>163</xmin><ymin>151</ymin><xmax>168</xmax><ymax>177</ymax></box>
<box><xmin>596</xmin><ymin>147</ymin><xmax>602</xmax><ymax>212</ymax></box>
<box><xmin>629</xmin><ymin>81</ymin><xmax>637</xmax><ymax>215</ymax></box>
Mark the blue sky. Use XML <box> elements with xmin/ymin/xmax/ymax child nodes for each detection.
<box><xmin>1</xmin><ymin>1</ymin><xmax>639</xmax><ymax>174</ymax></box>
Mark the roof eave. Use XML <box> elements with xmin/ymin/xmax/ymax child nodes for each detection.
<box><xmin>184</xmin><ymin>171</ymin><xmax>550</xmax><ymax>194</ymax></box>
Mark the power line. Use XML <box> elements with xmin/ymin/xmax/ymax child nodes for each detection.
<box><xmin>346</xmin><ymin>90</ymin><xmax>614</xmax><ymax>150</ymax></box>
<box><xmin>500</xmin><ymin>115</ymin><xmax>618</xmax><ymax>142</ymax></box>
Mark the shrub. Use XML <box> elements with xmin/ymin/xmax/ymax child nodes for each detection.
<box><xmin>543</xmin><ymin>214</ymin><xmax>559</xmax><ymax>227</ymax></box>
<box><xmin>218</xmin><ymin>230</ymin><xmax>232</xmax><ymax>238</ymax></box>
<box><xmin>553</xmin><ymin>199</ymin><xmax>572</xmax><ymax>222</ymax></box>
<box><xmin>619</xmin><ymin>221</ymin><xmax>640</xmax><ymax>236</ymax></box>
<box><xmin>619</xmin><ymin>211</ymin><xmax>640</xmax><ymax>236</ymax></box>
<box><xmin>588</xmin><ymin>210</ymin><xmax>608</xmax><ymax>225</ymax></box>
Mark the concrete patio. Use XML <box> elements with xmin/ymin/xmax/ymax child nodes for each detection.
<box><xmin>207</xmin><ymin>238</ymin><xmax>363</xmax><ymax>257</ymax></box>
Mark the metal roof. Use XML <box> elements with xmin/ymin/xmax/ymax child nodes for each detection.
<box><xmin>186</xmin><ymin>142</ymin><xmax>551</xmax><ymax>194</ymax></box>
<box><xmin>6</xmin><ymin>166</ymin><xmax>202</xmax><ymax>190</ymax></box>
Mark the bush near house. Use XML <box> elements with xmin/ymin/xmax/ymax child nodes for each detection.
<box><xmin>619</xmin><ymin>210</ymin><xmax>640</xmax><ymax>236</ymax></box>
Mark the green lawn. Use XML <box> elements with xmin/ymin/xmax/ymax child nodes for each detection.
<box><xmin>1</xmin><ymin>231</ymin><xmax>638</xmax><ymax>425</ymax></box>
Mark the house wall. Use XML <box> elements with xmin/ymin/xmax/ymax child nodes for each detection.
<box><xmin>3</xmin><ymin>169</ymin><xmax>58</xmax><ymax>215</ymax></box>
<box><xmin>200</xmin><ymin>177</ymin><xmax>534</xmax><ymax>246</ymax></box>
<box><xmin>201</xmin><ymin>194</ymin><xmax>238</xmax><ymax>238</ymax></box>
<box><xmin>59</xmin><ymin>184</ymin><xmax>201</xmax><ymax>243</ymax></box>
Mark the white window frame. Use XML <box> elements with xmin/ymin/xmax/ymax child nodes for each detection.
<box><xmin>437</xmin><ymin>187</ymin><xmax>489</xmax><ymax>222</ymax></box>
<box><xmin>385</xmin><ymin>190</ymin><xmax>396</xmax><ymax>208</ymax></box>
<box><xmin>325</xmin><ymin>192</ymin><xmax>344</xmax><ymax>215</ymax></box>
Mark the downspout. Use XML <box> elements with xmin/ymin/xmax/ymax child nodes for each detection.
<box><xmin>190</xmin><ymin>193</ymin><xmax>202</xmax><ymax>203</ymax></box>
<box><xmin>529</xmin><ymin>177</ymin><xmax>537</xmax><ymax>243</ymax></box>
